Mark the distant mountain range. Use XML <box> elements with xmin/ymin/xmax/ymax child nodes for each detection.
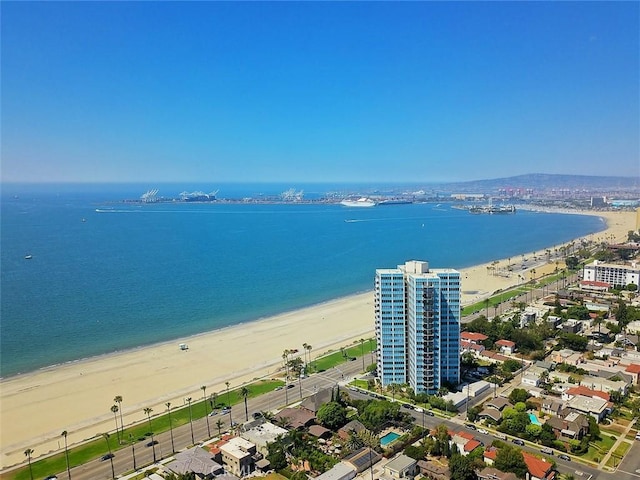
<box><xmin>439</xmin><ymin>173</ymin><xmax>639</xmax><ymax>193</ymax></box>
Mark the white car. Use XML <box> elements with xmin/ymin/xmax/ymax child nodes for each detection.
<box><xmin>477</xmin><ymin>428</ymin><xmax>488</xmax><ymax>435</ymax></box>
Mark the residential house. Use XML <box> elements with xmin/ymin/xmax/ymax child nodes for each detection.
<box><xmin>486</xmin><ymin>397</ymin><xmax>511</xmax><ymax>411</ymax></box>
<box><xmin>314</xmin><ymin>462</ymin><xmax>357</xmax><ymax>480</ymax></box>
<box><xmin>451</xmin><ymin>431</ymin><xmax>481</xmax><ymax>456</ymax></box>
<box><xmin>483</xmin><ymin>447</ymin><xmax>498</xmax><ymax>466</ymax></box>
<box><xmin>566</xmin><ymin>395</ymin><xmax>610</xmax><ymax>422</ymax></box>
<box><xmin>478</xmin><ymin>407</ymin><xmax>502</xmax><ymax>423</ymax></box>
<box><xmin>477</xmin><ymin>467</ymin><xmax>518</xmax><ymax>480</ymax></box>
<box><xmin>579</xmin><ymin>376</ymin><xmax>628</xmax><ymax>395</ymax></box>
<box><xmin>342</xmin><ymin>447</ymin><xmax>382</xmax><ymax>473</ymax></box>
<box><xmin>383</xmin><ymin>454</ymin><xmax>418</xmax><ymax>479</ymax></box>
<box><xmin>461</xmin><ymin>340</ymin><xmax>485</xmax><ymax>356</ymax></box>
<box><xmin>461</xmin><ymin>332</ymin><xmax>488</xmax><ymax>345</ymax></box>
<box><xmin>561</xmin><ymin>386</ymin><xmax>610</xmax><ymax>403</ymax></box>
<box><xmin>624</xmin><ymin>363</ymin><xmax>640</xmax><ymax>384</ymax></box>
<box><xmin>301</xmin><ymin>388</ymin><xmax>334</xmax><ymax>414</ymax></box>
<box><xmin>552</xmin><ymin>349</ymin><xmax>584</xmax><ymax>366</ymax></box>
<box><xmin>218</xmin><ymin>437</ymin><xmax>257</xmax><ymax>477</ymax></box>
<box><xmin>541</xmin><ymin>399</ymin><xmax>563</xmax><ymax>417</ymax></box>
<box><xmin>522</xmin><ymin>374</ymin><xmax>540</xmax><ymax>387</ymax></box>
<box><xmin>545</xmin><ymin>412</ymin><xmax>590</xmax><ymax>440</ymax></box>
<box><xmin>165</xmin><ymin>447</ymin><xmax>224</xmax><ymax>479</ymax></box>
<box><xmin>241</xmin><ymin>422</ymin><xmax>288</xmax><ymax>456</ymax></box>
<box><xmin>338</xmin><ymin>419</ymin><xmax>367</xmax><ymax>440</ymax></box>
<box><xmin>496</xmin><ymin>339</ymin><xmax>516</xmax><ymax>355</ymax></box>
<box><xmin>417</xmin><ymin>460</ymin><xmax>450</xmax><ymax>480</ymax></box>
<box><xmin>274</xmin><ymin>407</ymin><xmax>315</xmax><ymax>429</ymax></box>
<box><xmin>522</xmin><ymin>451</ymin><xmax>556</xmax><ymax>480</ymax></box>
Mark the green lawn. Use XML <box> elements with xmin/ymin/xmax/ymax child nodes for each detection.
<box><xmin>6</xmin><ymin>379</ymin><xmax>284</xmax><ymax>480</ymax></box>
<box><xmin>583</xmin><ymin>435</ymin><xmax>617</xmax><ymax>463</ymax></box>
<box><xmin>309</xmin><ymin>339</ymin><xmax>376</xmax><ymax>373</ymax></box>
<box><xmin>605</xmin><ymin>441</ymin><xmax>631</xmax><ymax>468</ymax></box>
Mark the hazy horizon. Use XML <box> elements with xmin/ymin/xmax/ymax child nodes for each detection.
<box><xmin>2</xmin><ymin>2</ymin><xmax>639</xmax><ymax>183</ymax></box>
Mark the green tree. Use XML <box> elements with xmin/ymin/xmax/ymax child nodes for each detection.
<box><xmin>241</xmin><ymin>386</ymin><xmax>250</xmax><ymax>421</ymax></box>
<box><xmin>61</xmin><ymin>430</ymin><xmax>71</xmax><ymax>479</ymax></box>
<box><xmin>143</xmin><ymin>407</ymin><xmax>157</xmax><ymax>462</ymax></box>
<box><xmin>216</xmin><ymin>419</ymin><xmax>224</xmax><ymax>437</ymax></box>
<box><xmin>166</xmin><ymin>402</ymin><xmax>176</xmax><ymax>453</ymax></box>
<box><xmin>114</xmin><ymin>395</ymin><xmax>124</xmax><ymax>443</ymax></box>
<box><xmin>494</xmin><ymin>444</ymin><xmax>528</xmax><ymax>478</ymax></box>
<box><xmin>449</xmin><ymin>452</ymin><xmax>477</xmax><ymax>480</ymax></box>
<box><xmin>110</xmin><ymin>404</ymin><xmax>120</xmax><ymax>443</ymax></box>
<box><xmin>24</xmin><ymin>448</ymin><xmax>34</xmax><ymax>480</ymax></box>
<box><xmin>316</xmin><ymin>401</ymin><xmax>347</xmax><ymax>430</ymax></box>
<box><xmin>509</xmin><ymin>388</ymin><xmax>530</xmax><ymax>404</ymax></box>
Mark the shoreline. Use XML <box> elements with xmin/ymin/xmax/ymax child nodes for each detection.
<box><xmin>0</xmin><ymin>209</ymin><xmax>635</xmax><ymax>470</ymax></box>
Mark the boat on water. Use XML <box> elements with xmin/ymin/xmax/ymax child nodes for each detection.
<box><xmin>340</xmin><ymin>197</ymin><xmax>376</xmax><ymax>207</ymax></box>
<box><xmin>24</xmin><ymin>255</ymin><xmax>33</xmax><ymax>260</ymax></box>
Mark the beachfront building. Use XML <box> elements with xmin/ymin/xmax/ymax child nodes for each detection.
<box><xmin>582</xmin><ymin>260</ymin><xmax>640</xmax><ymax>289</ymax></box>
<box><xmin>375</xmin><ymin>260</ymin><xmax>460</xmax><ymax>394</ymax></box>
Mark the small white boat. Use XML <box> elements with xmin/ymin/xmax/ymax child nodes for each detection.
<box><xmin>24</xmin><ymin>255</ymin><xmax>33</xmax><ymax>260</ymax></box>
<box><xmin>340</xmin><ymin>197</ymin><xmax>376</xmax><ymax>207</ymax></box>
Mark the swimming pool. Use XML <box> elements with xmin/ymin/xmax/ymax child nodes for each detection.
<box><xmin>528</xmin><ymin>413</ymin><xmax>542</xmax><ymax>426</ymax></box>
<box><xmin>380</xmin><ymin>431</ymin><xmax>401</xmax><ymax>447</ymax></box>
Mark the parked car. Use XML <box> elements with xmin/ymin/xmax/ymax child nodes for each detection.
<box><xmin>540</xmin><ymin>447</ymin><xmax>554</xmax><ymax>455</ymax></box>
<box><xmin>425</xmin><ymin>410</ymin><xmax>435</xmax><ymax>416</ymax></box>
<box><xmin>512</xmin><ymin>439</ymin><xmax>525</xmax><ymax>446</ymax></box>
<box><xmin>44</xmin><ymin>476</ymin><xmax>58</xmax><ymax>480</ymax></box>
<box><xmin>146</xmin><ymin>440</ymin><xmax>158</xmax><ymax>447</ymax></box>
<box><xmin>287</xmin><ymin>384</ymin><xmax>295</xmax><ymax>389</ymax></box>
<box><xmin>402</xmin><ymin>403</ymin><xmax>415</xmax><ymax>410</ymax></box>
<box><xmin>477</xmin><ymin>428</ymin><xmax>488</xmax><ymax>435</ymax></box>
<box><xmin>558</xmin><ymin>454</ymin><xmax>571</xmax><ymax>461</ymax></box>
<box><xmin>100</xmin><ymin>453</ymin><xmax>115</xmax><ymax>461</ymax></box>
<box><xmin>274</xmin><ymin>386</ymin><xmax>284</xmax><ymax>391</ymax></box>
<box><xmin>221</xmin><ymin>407</ymin><xmax>231</xmax><ymax>414</ymax></box>
<box><xmin>465</xmin><ymin>423</ymin><xmax>476</xmax><ymax>430</ymax></box>
<box><xmin>495</xmin><ymin>433</ymin><xmax>507</xmax><ymax>440</ymax></box>
<box><xmin>252</xmin><ymin>412</ymin><xmax>263</xmax><ymax>420</ymax></box>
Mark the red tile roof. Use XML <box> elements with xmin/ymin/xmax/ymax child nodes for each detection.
<box><xmin>484</xmin><ymin>448</ymin><xmax>498</xmax><ymax>461</ymax></box>
<box><xmin>625</xmin><ymin>363</ymin><xmax>640</xmax><ymax>374</ymax></box>
<box><xmin>522</xmin><ymin>451</ymin><xmax>555</xmax><ymax>480</ymax></box>
<box><xmin>457</xmin><ymin>431</ymin><xmax>475</xmax><ymax>441</ymax></box>
<box><xmin>566</xmin><ymin>385</ymin><xmax>610</xmax><ymax>401</ymax></box>
<box><xmin>461</xmin><ymin>340</ymin><xmax>485</xmax><ymax>351</ymax></box>
<box><xmin>461</xmin><ymin>332</ymin><xmax>488</xmax><ymax>342</ymax></box>
<box><xmin>496</xmin><ymin>339</ymin><xmax>516</xmax><ymax>348</ymax></box>
<box><xmin>580</xmin><ymin>280</ymin><xmax>610</xmax><ymax>287</ymax></box>
<box><xmin>464</xmin><ymin>439</ymin><xmax>482</xmax><ymax>452</ymax></box>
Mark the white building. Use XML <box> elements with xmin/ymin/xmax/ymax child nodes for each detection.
<box><xmin>583</xmin><ymin>261</ymin><xmax>640</xmax><ymax>288</ymax></box>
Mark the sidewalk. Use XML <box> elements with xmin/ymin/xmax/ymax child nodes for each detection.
<box><xmin>600</xmin><ymin>417</ymin><xmax>637</xmax><ymax>470</ymax></box>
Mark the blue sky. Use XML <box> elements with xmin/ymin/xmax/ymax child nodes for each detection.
<box><xmin>2</xmin><ymin>2</ymin><xmax>638</xmax><ymax>183</ymax></box>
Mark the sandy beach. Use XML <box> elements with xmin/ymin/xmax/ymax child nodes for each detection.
<box><xmin>0</xmin><ymin>209</ymin><xmax>636</xmax><ymax>470</ymax></box>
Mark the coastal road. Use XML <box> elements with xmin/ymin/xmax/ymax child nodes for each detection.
<box><xmin>51</xmin><ymin>353</ymin><xmax>376</xmax><ymax>480</ymax></box>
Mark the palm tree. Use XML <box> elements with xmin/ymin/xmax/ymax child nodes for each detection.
<box><xmin>201</xmin><ymin>385</ymin><xmax>211</xmax><ymax>437</ymax></box>
<box><xmin>225</xmin><ymin>381</ymin><xmax>233</xmax><ymax>424</ymax></box>
<box><xmin>302</xmin><ymin>342</ymin><xmax>309</xmax><ymax>369</ymax></box>
<box><xmin>128</xmin><ymin>434</ymin><xmax>137</xmax><ymax>471</ymax></box>
<box><xmin>110</xmin><ymin>404</ymin><xmax>120</xmax><ymax>443</ymax></box>
<box><xmin>24</xmin><ymin>448</ymin><xmax>34</xmax><ymax>480</ymax></box>
<box><xmin>186</xmin><ymin>397</ymin><xmax>195</xmax><ymax>444</ymax></box>
<box><xmin>305</xmin><ymin>343</ymin><xmax>313</xmax><ymax>372</ymax></box>
<box><xmin>216</xmin><ymin>419</ymin><xmax>224</xmax><ymax>437</ymax></box>
<box><xmin>282</xmin><ymin>350</ymin><xmax>290</xmax><ymax>404</ymax></box>
<box><xmin>241</xmin><ymin>386</ymin><xmax>250</xmax><ymax>421</ymax></box>
<box><xmin>210</xmin><ymin>392</ymin><xmax>217</xmax><ymax>410</ymax></box>
<box><xmin>143</xmin><ymin>407</ymin><xmax>157</xmax><ymax>462</ymax></box>
<box><xmin>113</xmin><ymin>395</ymin><xmax>124</xmax><ymax>443</ymax></box>
<box><xmin>360</xmin><ymin>338</ymin><xmax>366</xmax><ymax>372</ymax></box>
<box><xmin>166</xmin><ymin>402</ymin><xmax>175</xmax><ymax>453</ymax></box>
<box><xmin>61</xmin><ymin>430</ymin><xmax>71</xmax><ymax>479</ymax></box>
<box><xmin>102</xmin><ymin>433</ymin><xmax>116</xmax><ymax>479</ymax></box>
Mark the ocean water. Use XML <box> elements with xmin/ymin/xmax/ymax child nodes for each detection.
<box><xmin>0</xmin><ymin>183</ymin><xmax>605</xmax><ymax>378</ymax></box>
